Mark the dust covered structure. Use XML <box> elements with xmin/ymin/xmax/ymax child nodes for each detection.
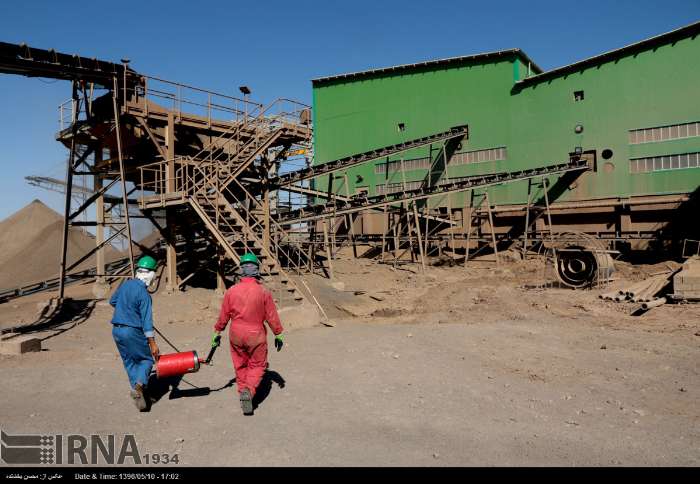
<box><xmin>310</xmin><ymin>21</ymin><xmax>700</xmax><ymax>256</ymax></box>
<box><xmin>1</xmin><ymin>21</ymin><xmax>699</xmax><ymax>302</ymax></box>
<box><xmin>0</xmin><ymin>41</ymin><xmax>314</xmax><ymax>303</ymax></box>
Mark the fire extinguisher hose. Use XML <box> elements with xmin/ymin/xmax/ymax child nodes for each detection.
<box><xmin>153</xmin><ymin>326</ymin><xmax>182</xmax><ymax>353</ymax></box>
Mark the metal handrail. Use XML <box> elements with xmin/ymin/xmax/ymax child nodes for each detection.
<box><xmin>176</xmin><ymin>96</ymin><xmax>310</xmax><ymax>168</ymax></box>
<box><xmin>135</xmin><ymin>96</ymin><xmax>311</xmax><ymax>206</ymax></box>
<box><xmin>190</xmin><ymin>193</ymin><xmax>291</xmax><ymax>304</ymax></box>
<box><xmin>222</xmin><ymin>181</ymin><xmax>311</xmax><ymax>273</ymax></box>
<box><xmin>145</xmin><ymin>88</ymin><xmax>247</xmax><ymax>118</ymax></box>
<box><xmin>142</xmin><ymin>74</ymin><xmax>263</xmax><ymax>110</ymax></box>
<box><xmin>230</xmin><ymin>177</ymin><xmax>310</xmax><ymax>258</ymax></box>
<box><xmin>191</xmin><ymin>165</ymin><xmax>309</xmax><ymax>274</ymax></box>
<box><xmin>138</xmin><ymin>156</ymin><xmax>219</xmax><ymax>201</ymax></box>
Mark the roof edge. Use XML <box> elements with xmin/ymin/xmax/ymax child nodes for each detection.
<box><xmin>312</xmin><ymin>49</ymin><xmax>542</xmax><ymax>85</ymax></box>
<box><xmin>516</xmin><ymin>20</ymin><xmax>700</xmax><ymax>88</ymax></box>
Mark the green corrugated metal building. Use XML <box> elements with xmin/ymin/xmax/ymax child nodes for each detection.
<box><xmin>309</xmin><ymin>21</ymin><xmax>700</xmax><ymax>247</ymax></box>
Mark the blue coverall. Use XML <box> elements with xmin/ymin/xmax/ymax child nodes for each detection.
<box><xmin>109</xmin><ymin>279</ymin><xmax>155</xmax><ymax>389</ymax></box>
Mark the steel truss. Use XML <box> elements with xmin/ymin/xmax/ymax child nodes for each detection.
<box><xmin>276</xmin><ymin>159</ymin><xmax>590</xmax><ymax>225</ymax></box>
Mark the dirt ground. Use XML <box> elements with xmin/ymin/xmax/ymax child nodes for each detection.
<box><xmin>0</xmin><ymin>254</ymin><xmax>699</xmax><ymax>466</ymax></box>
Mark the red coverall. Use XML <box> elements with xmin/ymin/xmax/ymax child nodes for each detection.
<box><xmin>214</xmin><ymin>277</ymin><xmax>283</xmax><ymax>397</ymax></box>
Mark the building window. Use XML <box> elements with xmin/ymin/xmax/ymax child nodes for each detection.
<box><xmin>437</xmin><ymin>175</ymin><xmax>476</xmax><ymax>186</ymax></box>
<box><xmin>374</xmin><ymin>146</ymin><xmax>507</xmax><ymax>176</ymax></box>
<box><xmin>629</xmin><ymin>152</ymin><xmax>700</xmax><ymax>173</ymax></box>
<box><xmin>375</xmin><ymin>156</ymin><xmax>431</xmax><ymax>175</ymax></box>
<box><xmin>376</xmin><ymin>181</ymin><xmax>422</xmax><ymax>195</ymax></box>
<box><xmin>574</xmin><ymin>90</ymin><xmax>584</xmax><ymax>102</ymax></box>
<box><xmin>448</xmin><ymin>146</ymin><xmax>507</xmax><ymax>166</ymax></box>
<box><xmin>629</xmin><ymin>121</ymin><xmax>700</xmax><ymax>144</ymax></box>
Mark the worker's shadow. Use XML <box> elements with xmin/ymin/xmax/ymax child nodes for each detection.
<box><xmin>145</xmin><ymin>370</ymin><xmax>283</xmax><ymax>409</ymax></box>
<box><xmin>146</xmin><ymin>375</ymin><xmax>237</xmax><ymax>405</ymax></box>
<box><xmin>146</xmin><ymin>375</ymin><xmax>183</xmax><ymax>405</ymax></box>
<box><xmin>253</xmin><ymin>370</ymin><xmax>286</xmax><ymax>410</ymax></box>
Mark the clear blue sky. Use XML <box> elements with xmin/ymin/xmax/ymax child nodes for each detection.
<box><xmin>0</xmin><ymin>0</ymin><xmax>698</xmax><ymax>220</ymax></box>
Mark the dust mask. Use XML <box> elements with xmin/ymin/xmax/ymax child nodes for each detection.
<box><xmin>135</xmin><ymin>268</ymin><xmax>156</xmax><ymax>287</ymax></box>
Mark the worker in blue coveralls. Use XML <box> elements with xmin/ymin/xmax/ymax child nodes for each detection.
<box><xmin>109</xmin><ymin>255</ymin><xmax>160</xmax><ymax>411</ymax></box>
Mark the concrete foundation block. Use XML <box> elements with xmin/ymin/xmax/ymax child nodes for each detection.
<box><xmin>673</xmin><ymin>261</ymin><xmax>700</xmax><ymax>299</ymax></box>
<box><xmin>0</xmin><ymin>333</ymin><xmax>42</xmax><ymax>355</ymax></box>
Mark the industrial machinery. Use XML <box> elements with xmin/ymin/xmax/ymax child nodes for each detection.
<box><xmin>0</xmin><ymin>40</ymin><xmax>599</xmax><ymax>303</ymax></box>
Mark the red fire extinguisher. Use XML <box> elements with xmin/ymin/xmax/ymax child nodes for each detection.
<box><xmin>155</xmin><ymin>334</ymin><xmax>220</xmax><ymax>379</ymax></box>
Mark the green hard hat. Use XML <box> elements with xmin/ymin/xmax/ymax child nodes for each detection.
<box><xmin>136</xmin><ymin>255</ymin><xmax>158</xmax><ymax>271</ymax></box>
<box><xmin>240</xmin><ymin>252</ymin><xmax>259</xmax><ymax>266</ymax></box>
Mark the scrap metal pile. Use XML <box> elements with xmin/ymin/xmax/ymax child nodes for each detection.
<box><xmin>600</xmin><ymin>271</ymin><xmax>676</xmax><ymax>309</ymax></box>
<box><xmin>600</xmin><ymin>256</ymin><xmax>700</xmax><ymax>312</ymax></box>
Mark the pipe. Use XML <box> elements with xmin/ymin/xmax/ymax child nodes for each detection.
<box><xmin>641</xmin><ymin>297</ymin><xmax>667</xmax><ymax>310</ymax></box>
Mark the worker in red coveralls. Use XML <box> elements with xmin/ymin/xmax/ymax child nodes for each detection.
<box><xmin>212</xmin><ymin>252</ymin><xmax>284</xmax><ymax>415</ymax></box>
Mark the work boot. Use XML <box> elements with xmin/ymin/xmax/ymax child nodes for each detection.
<box><xmin>130</xmin><ymin>383</ymin><xmax>148</xmax><ymax>412</ymax></box>
<box><xmin>240</xmin><ymin>389</ymin><xmax>253</xmax><ymax>416</ymax></box>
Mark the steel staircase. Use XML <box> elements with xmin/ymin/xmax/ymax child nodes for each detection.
<box><xmin>189</xmin><ymin>190</ymin><xmax>305</xmax><ymax>302</ymax></box>
<box><xmin>217</xmin><ymin>127</ymin><xmax>285</xmax><ymax>186</ymax></box>
<box><xmin>223</xmin><ymin>178</ymin><xmax>316</xmax><ymax>271</ymax></box>
<box><xmin>177</xmin><ymin>98</ymin><xmax>310</xmax><ymax>178</ymax></box>
<box><xmin>136</xmin><ymin>97</ymin><xmax>315</xmax><ymax>295</ymax></box>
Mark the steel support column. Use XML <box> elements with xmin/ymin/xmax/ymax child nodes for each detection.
<box><xmin>165</xmin><ymin>111</ymin><xmax>178</xmax><ymax>291</ymax></box>
<box><xmin>94</xmin><ymin>147</ymin><xmax>105</xmax><ymax>284</ymax></box>
<box><xmin>112</xmin><ymin>76</ymin><xmax>135</xmax><ymax>277</ymax></box>
<box><xmin>322</xmin><ymin>219</ymin><xmax>334</xmax><ymax>280</ymax></box>
<box><xmin>485</xmin><ymin>191</ymin><xmax>499</xmax><ymax>266</ymax></box>
<box><xmin>412</xmin><ymin>204</ymin><xmax>426</xmax><ymax>272</ymax></box>
<box><xmin>263</xmin><ymin>187</ymin><xmax>270</xmax><ymax>253</ymax></box>
<box><xmin>57</xmin><ymin>81</ymin><xmax>79</xmax><ymax>300</ymax></box>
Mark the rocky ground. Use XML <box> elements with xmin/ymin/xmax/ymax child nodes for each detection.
<box><xmin>0</xmin><ymin>254</ymin><xmax>698</xmax><ymax>466</ymax></box>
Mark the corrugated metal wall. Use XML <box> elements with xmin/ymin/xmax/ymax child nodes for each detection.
<box><xmin>311</xmin><ymin>34</ymin><xmax>700</xmax><ymax>209</ymax></box>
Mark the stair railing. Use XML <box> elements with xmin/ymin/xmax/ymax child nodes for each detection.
<box><xmin>205</xmin><ymin>97</ymin><xmax>310</xmax><ymax>171</ymax></box>
<box><xmin>225</xmin><ymin>178</ymin><xmax>314</xmax><ymax>273</ymax></box>
<box><xmin>137</xmin><ymin>97</ymin><xmax>310</xmax><ymax>204</ymax></box>
<box><xmin>190</xmin><ymin>161</ymin><xmax>308</xmax><ymax>276</ymax></box>
<box><xmin>178</xmin><ymin>97</ymin><xmax>309</xmax><ymax>170</ymax></box>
